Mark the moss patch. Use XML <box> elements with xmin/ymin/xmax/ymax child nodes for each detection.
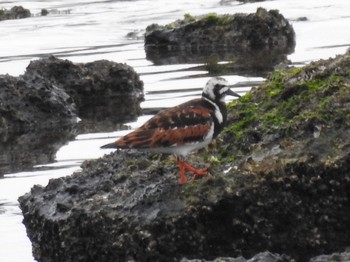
<box><xmin>221</xmin><ymin>59</ymin><xmax>350</xmax><ymax>157</ymax></box>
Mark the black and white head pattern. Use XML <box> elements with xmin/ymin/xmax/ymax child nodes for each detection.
<box><xmin>202</xmin><ymin>77</ymin><xmax>231</xmax><ymax>103</ymax></box>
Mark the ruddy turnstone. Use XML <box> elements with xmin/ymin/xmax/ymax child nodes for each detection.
<box><xmin>101</xmin><ymin>77</ymin><xmax>240</xmax><ymax>184</ymax></box>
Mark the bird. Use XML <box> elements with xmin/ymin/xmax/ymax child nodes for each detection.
<box><xmin>101</xmin><ymin>77</ymin><xmax>240</xmax><ymax>184</ymax></box>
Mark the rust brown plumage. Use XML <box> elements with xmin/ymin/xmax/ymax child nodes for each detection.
<box><xmin>101</xmin><ymin>77</ymin><xmax>240</xmax><ymax>184</ymax></box>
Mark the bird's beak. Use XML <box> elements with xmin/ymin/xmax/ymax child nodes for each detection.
<box><xmin>226</xmin><ymin>87</ymin><xmax>241</xmax><ymax>98</ymax></box>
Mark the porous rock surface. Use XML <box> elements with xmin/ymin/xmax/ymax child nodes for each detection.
<box><xmin>145</xmin><ymin>8</ymin><xmax>295</xmax><ymax>71</ymax></box>
<box><xmin>0</xmin><ymin>56</ymin><xmax>143</xmax><ymax>134</ymax></box>
<box><xmin>25</xmin><ymin>56</ymin><xmax>144</xmax><ymax>122</ymax></box>
<box><xmin>181</xmin><ymin>251</ymin><xmax>292</xmax><ymax>262</ymax></box>
<box><xmin>0</xmin><ymin>73</ymin><xmax>76</xmax><ymax>133</ymax></box>
<box><xmin>0</xmin><ymin>56</ymin><xmax>143</xmax><ymax>176</ymax></box>
<box><xmin>19</xmin><ymin>49</ymin><xmax>350</xmax><ymax>262</ymax></box>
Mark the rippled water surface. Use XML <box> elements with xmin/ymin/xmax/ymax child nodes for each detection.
<box><xmin>0</xmin><ymin>0</ymin><xmax>349</xmax><ymax>261</ymax></box>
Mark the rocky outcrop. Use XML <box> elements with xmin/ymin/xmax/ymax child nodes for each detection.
<box><xmin>25</xmin><ymin>56</ymin><xmax>144</xmax><ymax>126</ymax></box>
<box><xmin>145</xmin><ymin>8</ymin><xmax>295</xmax><ymax>75</ymax></box>
<box><xmin>0</xmin><ymin>56</ymin><xmax>143</xmax><ymax>134</ymax></box>
<box><xmin>0</xmin><ymin>56</ymin><xmax>143</xmax><ymax>176</ymax></box>
<box><xmin>0</xmin><ymin>73</ymin><xmax>76</xmax><ymax>134</ymax></box>
<box><xmin>0</xmin><ymin>6</ymin><xmax>31</xmax><ymax>21</ymax></box>
<box><xmin>18</xmin><ymin>50</ymin><xmax>350</xmax><ymax>262</ymax></box>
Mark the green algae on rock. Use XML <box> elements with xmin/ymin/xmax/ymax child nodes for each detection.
<box><xmin>144</xmin><ymin>8</ymin><xmax>295</xmax><ymax>75</ymax></box>
<box><xmin>222</xmin><ymin>51</ymin><xmax>350</xmax><ymax>157</ymax></box>
<box><xmin>18</xmin><ymin>49</ymin><xmax>350</xmax><ymax>262</ymax></box>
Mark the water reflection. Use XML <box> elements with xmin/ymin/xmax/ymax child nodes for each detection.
<box><xmin>76</xmin><ymin>95</ymin><xmax>141</xmax><ymax>134</ymax></box>
<box><xmin>0</xmin><ymin>126</ymin><xmax>75</xmax><ymax>177</ymax></box>
<box><xmin>146</xmin><ymin>49</ymin><xmax>291</xmax><ymax>77</ymax></box>
<box><xmin>0</xmin><ymin>95</ymin><xmax>143</xmax><ymax>177</ymax></box>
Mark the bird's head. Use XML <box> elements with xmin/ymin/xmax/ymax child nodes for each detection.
<box><xmin>202</xmin><ymin>77</ymin><xmax>240</xmax><ymax>103</ymax></box>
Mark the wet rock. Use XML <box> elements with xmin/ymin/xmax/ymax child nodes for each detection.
<box><xmin>25</xmin><ymin>56</ymin><xmax>144</xmax><ymax>129</ymax></box>
<box><xmin>18</xmin><ymin>51</ymin><xmax>350</xmax><ymax>261</ymax></box>
<box><xmin>181</xmin><ymin>251</ymin><xmax>292</xmax><ymax>262</ymax></box>
<box><xmin>1</xmin><ymin>55</ymin><xmax>144</xmax><ymax>134</ymax></box>
<box><xmin>145</xmin><ymin>8</ymin><xmax>295</xmax><ymax>75</ymax></box>
<box><xmin>0</xmin><ymin>68</ymin><xmax>76</xmax><ymax>176</ymax></box>
<box><xmin>0</xmin><ymin>73</ymin><xmax>76</xmax><ymax>134</ymax></box>
<box><xmin>310</xmin><ymin>251</ymin><xmax>350</xmax><ymax>262</ymax></box>
<box><xmin>0</xmin><ymin>56</ymin><xmax>143</xmax><ymax>175</ymax></box>
<box><xmin>0</xmin><ymin>6</ymin><xmax>31</xmax><ymax>21</ymax></box>
<box><xmin>40</xmin><ymin>9</ymin><xmax>49</xmax><ymax>16</ymax></box>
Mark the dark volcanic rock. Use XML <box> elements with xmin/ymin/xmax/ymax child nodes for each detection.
<box><xmin>0</xmin><ymin>56</ymin><xmax>143</xmax><ymax>175</ymax></box>
<box><xmin>0</xmin><ymin>73</ymin><xmax>76</xmax><ymax>133</ymax></box>
<box><xmin>145</xmin><ymin>8</ymin><xmax>295</xmax><ymax>75</ymax></box>
<box><xmin>310</xmin><ymin>251</ymin><xmax>350</xmax><ymax>262</ymax></box>
<box><xmin>0</xmin><ymin>67</ymin><xmax>76</xmax><ymax>176</ymax></box>
<box><xmin>25</xmin><ymin>56</ymin><xmax>144</xmax><ymax>125</ymax></box>
<box><xmin>0</xmin><ymin>6</ymin><xmax>31</xmax><ymax>21</ymax></box>
<box><xmin>0</xmin><ymin>56</ymin><xmax>143</xmax><ymax>134</ymax></box>
<box><xmin>18</xmin><ymin>51</ymin><xmax>350</xmax><ymax>262</ymax></box>
<box><xmin>181</xmin><ymin>251</ymin><xmax>292</xmax><ymax>262</ymax></box>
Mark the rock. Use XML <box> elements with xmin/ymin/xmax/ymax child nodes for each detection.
<box><xmin>25</xmin><ymin>56</ymin><xmax>144</xmax><ymax>128</ymax></box>
<box><xmin>181</xmin><ymin>251</ymin><xmax>292</xmax><ymax>262</ymax></box>
<box><xmin>0</xmin><ymin>56</ymin><xmax>143</xmax><ymax>175</ymax></box>
<box><xmin>309</xmin><ymin>251</ymin><xmax>350</xmax><ymax>262</ymax></box>
<box><xmin>0</xmin><ymin>73</ymin><xmax>76</xmax><ymax>134</ymax></box>
<box><xmin>0</xmin><ymin>71</ymin><xmax>76</xmax><ymax>176</ymax></box>
<box><xmin>0</xmin><ymin>56</ymin><xmax>144</xmax><ymax>134</ymax></box>
<box><xmin>0</xmin><ymin>126</ymin><xmax>75</xmax><ymax>176</ymax></box>
<box><xmin>145</xmin><ymin>8</ymin><xmax>295</xmax><ymax>75</ymax></box>
<box><xmin>18</xmin><ymin>51</ymin><xmax>350</xmax><ymax>261</ymax></box>
<box><xmin>41</xmin><ymin>9</ymin><xmax>49</xmax><ymax>16</ymax></box>
<box><xmin>0</xmin><ymin>6</ymin><xmax>31</xmax><ymax>21</ymax></box>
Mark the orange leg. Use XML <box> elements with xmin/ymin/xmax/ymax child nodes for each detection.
<box><xmin>176</xmin><ymin>158</ymin><xmax>211</xmax><ymax>184</ymax></box>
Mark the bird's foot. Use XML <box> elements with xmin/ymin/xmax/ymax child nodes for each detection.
<box><xmin>187</xmin><ymin>164</ymin><xmax>212</xmax><ymax>183</ymax></box>
<box><xmin>177</xmin><ymin>160</ymin><xmax>211</xmax><ymax>184</ymax></box>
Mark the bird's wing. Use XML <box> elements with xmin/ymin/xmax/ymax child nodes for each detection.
<box><xmin>115</xmin><ymin>104</ymin><xmax>213</xmax><ymax>149</ymax></box>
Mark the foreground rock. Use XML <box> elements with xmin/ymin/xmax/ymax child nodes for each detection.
<box><xmin>145</xmin><ymin>8</ymin><xmax>295</xmax><ymax>75</ymax></box>
<box><xmin>181</xmin><ymin>251</ymin><xmax>292</xmax><ymax>262</ymax></box>
<box><xmin>19</xmin><ymin>49</ymin><xmax>350</xmax><ymax>262</ymax></box>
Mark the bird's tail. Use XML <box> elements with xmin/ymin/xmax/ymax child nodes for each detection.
<box><xmin>100</xmin><ymin>142</ymin><xmax>118</xmax><ymax>149</ymax></box>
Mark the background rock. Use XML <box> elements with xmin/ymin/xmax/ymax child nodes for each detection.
<box><xmin>0</xmin><ymin>56</ymin><xmax>143</xmax><ymax>176</ymax></box>
<box><xmin>0</xmin><ymin>6</ymin><xmax>31</xmax><ymax>21</ymax></box>
<box><xmin>145</xmin><ymin>8</ymin><xmax>295</xmax><ymax>75</ymax></box>
<box><xmin>0</xmin><ymin>73</ymin><xmax>76</xmax><ymax>134</ymax></box>
<box><xmin>25</xmin><ymin>56</ymin><xmax>144</xmax><ymax>127</ymax></box>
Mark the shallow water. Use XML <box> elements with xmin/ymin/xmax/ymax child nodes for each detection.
<box><xmin>0</xmin><ymin>0</ymin><xmax>349</xmax><ymax>261</ymax></box>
